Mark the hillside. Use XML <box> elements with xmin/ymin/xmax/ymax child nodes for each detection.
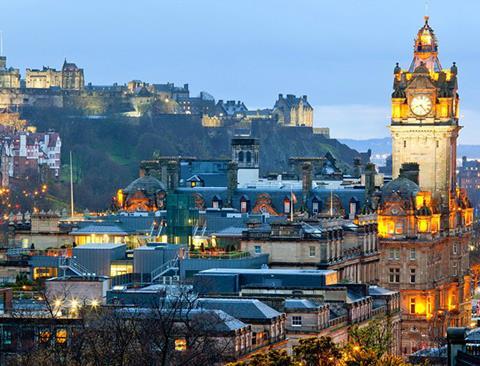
<box><xmin>340</xmin><ymin>137</ymin><xmax>480</xmax><ymax>161</ymax></box>
<box><xmin>22</xmin><ymin>110</ymin><xmax>365</xmax><ymax>210</ymax></box>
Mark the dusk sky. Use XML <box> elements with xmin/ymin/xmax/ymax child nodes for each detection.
<box><xmin>1</xmin><ymin>1</ymin><xmax>479</xmax><ymax>143</ymax></box>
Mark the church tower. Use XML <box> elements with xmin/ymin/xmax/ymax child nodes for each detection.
<box><xmin>390</xmin><ymin>16</ymin><xmax>460</xmax><ymax>211</ymax></box>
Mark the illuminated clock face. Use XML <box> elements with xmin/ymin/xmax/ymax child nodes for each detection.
<box><xmin>410</xmin><ymin>95</ymin><xmax>432</xmax><ymax>116</ymax></box>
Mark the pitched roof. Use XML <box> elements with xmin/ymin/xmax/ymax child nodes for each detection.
<box><xmin>197</xmin><ymin>298</ymin><xmax>281</xmax><ymax>321</ymax></box>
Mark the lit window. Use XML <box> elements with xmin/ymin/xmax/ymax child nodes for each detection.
<box><xmin>39</xmin><ymin>329</ymin><xmax>51</xmax><ymax>343</ymax></box>
<box><xmin>309</xmin><ymin>246</ymin><xmax>316</xmax><ymax>257</ymax></box>
<box><xmin>56</xmin><ymin>328</ymin><xmax>67</xmax><ymax>344</ymax></box>
<box><xmin>395</xmin><ymin>223</ymin><xmax>403</xmax><ymax>234</ymax></box>
<box><xmin>410</xmin><ymin>268</ymin><xmax>416</xmax><ymax>283</ymax></box>
<box><xmin>410</xmin><ymin>248</ymin><xmax>416</xmax><ymax>260</ymax></box>
<box><xmin>292</xmin><ymin>316</ymin><xmax>302</xmax><ymax>327</ymax></box>
<box><xmin>389</xmin><ymin>268</ymin><xmax>400</xmax><ymax>283</ymax></box>
<box><xmin>410</xmin><ymin>298</ymin><xmax>416</xmax><ymax>314</ymax></box>
<box><xmin>284</xmin><ymin>199</ymin><xmax>291</xmax><ymax>214</ymax></box>
<box><xmin>212</xmin><ymin>201</ymin><xmax>219</xmax><ymax>209</ymax></box>
<box><xmin>175</xmin><ymin>338</ymin><xmax>187</xmax><ymax>351</ymax></box>
<box><xmin>254</xmin><ymin>245</ymin><xmax>261</xmax><ymax>254</ymax></box>
<box><xmin>312</xmin><ymin>201</ymin><xmax>319</xmax><ymax>214</ymax></box>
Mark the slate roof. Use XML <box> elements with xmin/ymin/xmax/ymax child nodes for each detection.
<box><xmin>71</xmin><ymin>224</ymin><xmax>128</xmax><ymax>236</ymax></box>
<box><xmin>197</xmin><ymin>298</ymin><xmax>281</xmax><ymax>321</ymax></box>
<box><xmin>284</xmin><ymin>299</ymin><xmax>322</xmax><ymax>310</ymax></box>
<box><xmin>176</xmin><ymin>185</ymin><xmax>366</xmax><ymax>214</ymax></box>
<box><xmin>73</xmin><ymin>215</ymin><xmax>158</xmax><ymax>235</ymax></box>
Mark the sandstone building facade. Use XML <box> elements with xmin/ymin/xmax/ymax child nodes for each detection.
<box><xmin>378</xmin><ymin>17</ymin><xmax>473</xmax><ymax>354</ymax></box>
<box><xmin>25</xmin><ymin>59</ymin><xmax>84</xmax><ymax>90</ymax></box>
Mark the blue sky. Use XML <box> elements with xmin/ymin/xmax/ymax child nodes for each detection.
<box><xmin>1</xmin><ymin>0</ymin><xmax>479</xmax><ymax>143</ymax></box>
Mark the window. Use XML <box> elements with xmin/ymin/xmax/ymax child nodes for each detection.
<box><xmin>410</xmin><ymin>248</ymin><xmax>416</xmax><ymax>260</ymax></box>
<box><xmin>39</xmin><ymin>329</ymin><xmax>51</xmax><ymax>343</ymax></box>
<box><xmin>252</xmin><ymin>332</ymin><xmax>257</xmax><ymax>345</ymax></box>
<box><xmin>404</xmin><ymin>140</ymin><xmax>407</xmax><ymax>148</ymax></box>
<box><xmin>240</xmin><ymin>200</ymin><xmax>247</xmax><ymax>213</ymax></box>
<box><xmin>56</xmin><ymin>328</ymin><xmax>67</xmax><ymax>344</ymax></box>
<box><xmin>309</xmin><ymin>246</ymin><xmax>316</xmax><ymax>257</ymax></box>
<box><xmin>395</xmin><ymin>223</ymin><xmax>403</xmax><ymax>234</ymax></box>
<box><xmin>389</xmin><ymin>248</ymin><xmax>400</xmax><ymax>260</ymax></box>
<box><xmin>284</xmin><ymin>199</ymin><xmax>291</xmax><ymax>214</ymax></box>
<box><xmin>389</xmin><ymin>268</ymin><xmax>400</xmax><ymax>283</ymax></box>
<box><xmin>312</xmin><ymin>201</ymin><xmax>319</xmax><ymax>214</ymax></box>
<box><xmin>410</xmin><ymin>268</ymin><xmax>416</xmax><ymax>283</ymax></box>
<box><xmin>3</xmin><ymin>329</ymin><xmax>11</xmax><ymax>345</ymax></box>
<box><xmin>410</xmin><ymin>298</ymin><xmax>416</xmax><ymax>314</ymax></box>
<box><xmin>292</xmin><ymin>316</ymin><xmax>302</xmax><ymax>327</ymax></box>
<box><xmin>212</xmin><ymin>200</ymin><xmax>219</xmax><ymax>209</ymax></box>
<box><xmin>254</xmin><ymin>245</ymin><xmax>262</xmax><ymax>254</ymax></box>
<box><xmin>453</xmin><ymin>243</ymin><xmax>458</xmax><ymax>255</ymax></box>
<box><xmin>175</xmin><ymin>338</ymin><xmax>187</xmax><ymax>351</ymax></box>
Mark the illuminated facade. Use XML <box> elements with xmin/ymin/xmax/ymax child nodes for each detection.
<box><xmin>378</xmin><ymin>17</ymin><xmax>473</xmax><ymax>355</ymax></box>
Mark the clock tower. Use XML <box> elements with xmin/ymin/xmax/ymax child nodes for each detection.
<box><xmin>390</xmin><ymin>16</ymin><xmax>460</xmax><ymax>211</ymax></box>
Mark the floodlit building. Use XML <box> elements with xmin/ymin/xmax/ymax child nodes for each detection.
<box><xmin>378</xmin><ymin>17</ymin><xmax>473</xmax><ymax>354</ymax></box>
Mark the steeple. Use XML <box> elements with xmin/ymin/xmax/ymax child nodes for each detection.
<box><xmin>409</xmin><ymin>16</ymin><xmax>442</xmax><ymax>72</ymax></box>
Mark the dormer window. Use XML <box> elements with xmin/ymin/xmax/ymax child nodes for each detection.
<box><xmin>240</xmin><ymin>195</ymin><xmax>249</xmax><ymax>213</ymax></box>
<box><xmin>212</xmin><ymin>195</ymin><xmax>222</xmax><ymax>209</ymax></box>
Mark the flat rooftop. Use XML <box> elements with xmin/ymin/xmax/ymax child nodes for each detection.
<box><xmin>198</xmin><ymin>268</ymin><xmax>336</xmax><ymax>276</ymax></box>
<box><xmin>74</xmin><ymin>243</ymin><xmax>125</xmax><ymax>250</ymax></box>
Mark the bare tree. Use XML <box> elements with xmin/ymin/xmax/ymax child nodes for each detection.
<box><xmin>6</xmin><ymin>285</ymin><xmax>237</xmax><ymax>366</ymax></box>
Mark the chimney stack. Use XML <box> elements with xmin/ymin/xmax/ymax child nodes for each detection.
<box><xmin>166</xmin><ymin>160</ymin><xmax>179</xmax><ymax>192</ymax></box>
<box><xmin>302</xmin><ymin>162</ymin><xmax>313</xmax><ymax>202</ymax></box>
<box><xmin>227</xmin><ymin>161</ymin><xmax>238</xmax><ymax>208</ymax></box>
<box><xmin>364</xmin><ymin>163</ymin><xmax>376</xmax><ymax>199</ymax></box>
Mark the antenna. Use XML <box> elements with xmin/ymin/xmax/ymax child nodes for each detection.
<box><xmin>70</xmin><ymin>151</ymin><xmax>74</xmax><ymax>218</ymax></box>
<box><xmin>425</xmin><ymin>0</ymin><xmax>429</xmax><ymax>18</ymax></box>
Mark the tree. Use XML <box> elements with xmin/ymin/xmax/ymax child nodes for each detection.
<box><xmin>293</xmin><ymin>336</ymin><xmax>342</xmax><ymax>366</ymax></box>
<box><xmin>346</xmin><ymin>318</ymin><xmax>392</xmax><ymax>359</ymax></box>
<box><xmin>227</xmin><ymin>349</ymin><xmax>294</xmax><ymax>366</ymax></box>
<box><xmin>7</xmin><ymin>286</ymin><xmax>233</xmax><ymax>366</ymax></box>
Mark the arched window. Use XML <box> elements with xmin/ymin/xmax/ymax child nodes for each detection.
<box><xmin>238</xmin><ymin>151</ymin><xmax>244</xmax><ymax>162</ymax></box>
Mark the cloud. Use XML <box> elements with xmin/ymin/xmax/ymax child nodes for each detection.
<box><xmin>314</xmin><ymin>104</ymin><xmax>390</xmax><ymax>140</ymax></box>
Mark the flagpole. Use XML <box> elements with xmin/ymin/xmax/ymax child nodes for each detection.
<box><xmin>330</xmin><ymin>189</ymin><xmax>333</xmax><ymax>217</ymax></box>
<box><xmin>70</xmin><ymin>151</ymin><xmax>74</xmax><ymax>218</ymax></box>
<box><xmin>290</xmin><ymin>184</ymin><xmax>294</xmax><ymax>222</ymax></box>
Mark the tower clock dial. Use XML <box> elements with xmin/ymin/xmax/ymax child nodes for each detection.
<box><xmin>410</xmin><ymin>95</ymin><xmax>432</xmax><ymax>116</ymax></box>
